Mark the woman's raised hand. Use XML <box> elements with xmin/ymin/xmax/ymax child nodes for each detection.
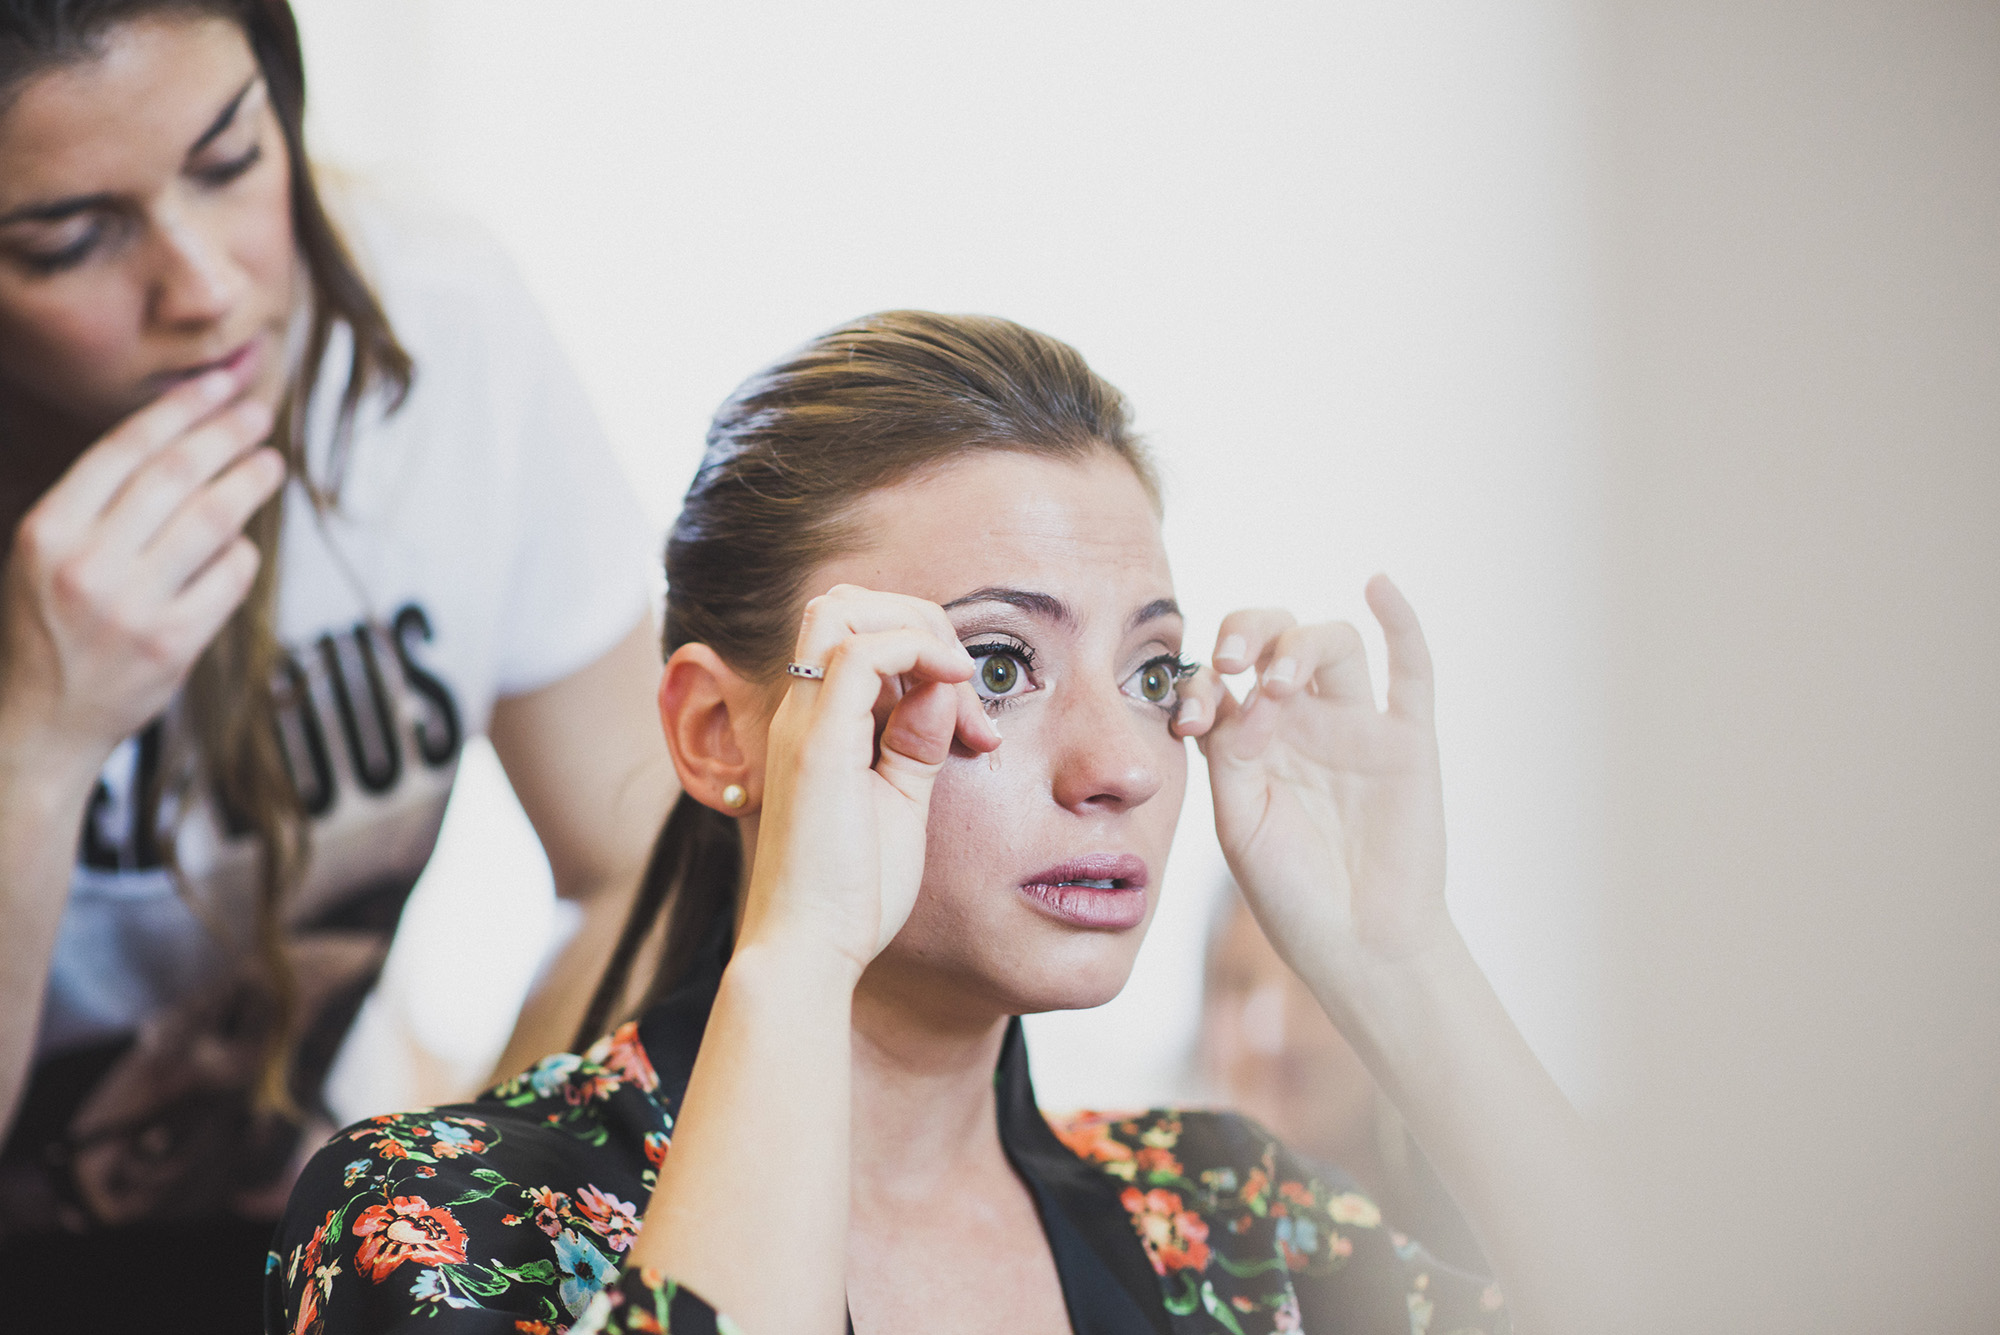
<box><xmin>740</xmin><ymin>585</ymin><xmax>1002</xmax><ymax>973</ymax></box>
<box><xmin>0</xmin><ymin>368</ymin><xmax>282</xmax><ymax>773</ymax></box>
<box><xmin>1180</xmin><ymin>574</ymin><xmax>1453</xmax><ymax>994</ymax></box>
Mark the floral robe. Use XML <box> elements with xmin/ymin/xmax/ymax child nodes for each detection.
<box><xmin>268</xmin><ymin>939</ymin><xmax>1507</xmax><ymax>1335</ymax></box>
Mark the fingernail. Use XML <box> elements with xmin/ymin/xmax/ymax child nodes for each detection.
<box><xmin>1219</xmin><ymin>635</ymin><xmax>1246</xmax><ymax>665</ymax></box>
<box><xmin>1264</xmin><ymin>657</ymin><xmax>1297</xmax><ymax>687</ymax></box>
<box><xmin>1177</xmin><ymin>697</ymin><xmax>1203</xmax><ymax>729</ymax></box>
<box><xmin>199</xmin><ymin>369</ymin><xmax>235</xmax><ymax>401</ymax></box>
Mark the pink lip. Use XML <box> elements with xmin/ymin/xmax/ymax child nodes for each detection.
<box><xmin>1017</xmin><ymin>854</ymin><xmax>1150</xmax><ymax>930</ymax></box>
<box><xmin>158</xmin><ymin>336</ymin><xmax>263</xmax><ymax>392</ymax></box>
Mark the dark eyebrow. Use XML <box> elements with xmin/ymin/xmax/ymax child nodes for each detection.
<box><xmin>941</xmin><ymin>588</ymin><xmax>1181</xmax><ymax>635</ymax></box>
<box><xmin>941</xmin><ymin>587</ymin><xmax>1075</xmax><ymax>626</ymax></box>
<box><xmin>0</xmin><ymin>77</ymin><xmax>256</xmax><ymax>228</ymax></box>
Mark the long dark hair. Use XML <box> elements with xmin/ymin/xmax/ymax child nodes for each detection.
<box><xmin>573</xmin><ymin>311</ymin><xmax>1159</xmax><ymax>1046</ymax></box>
<box><xmin>0</xmin><ymin>0</ymin><xmax>414</xmax><ymax>1113</ymax></box>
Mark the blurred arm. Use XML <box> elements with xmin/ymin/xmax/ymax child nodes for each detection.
<box><xmin>484</xmin><ymin>615</ymin><xmax>677</xmax><ymax>1081</ymax></box>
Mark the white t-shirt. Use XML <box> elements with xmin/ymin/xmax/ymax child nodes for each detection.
<box><xmin>0</xmin><ymin>194</ymin><xmax>655</xmax><ymax>1237</ymax></box>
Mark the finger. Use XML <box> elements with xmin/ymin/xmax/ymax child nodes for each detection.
<box><xmin>951</xmin><ymin>680</ymin><xmax>1003</xmax><ymax>752</ymax></box>
<box><xmin>792</xmin><ymin>585</ymin><xmax>973</xmax><ymax>683</ymax></box>
<box><xmin>878</xmin><ymin>678</ymin><xmax>963</xmax><ymax>778</ymax></box>
<box><xmin>1366</xmin><ymin>573</ymin><xmax>1435</xmax><ymax>723</ymax></box>
<box><xmin>808</xmin><ymin>627</ymin><xmax>984</xmax><ymax>762</ymax></box>
<box><xmin>135</xmin><ymin>447</ymin><xmax>286</xmax><ymax>602</ymax></box>
<box><xmin>791</xmin><ymin>586</ymin><xmax>997</xmax><ymax>750</ymax></box>
<box><xmin>1172</xmin><ymin>664</ymin><xmax>1226</xmax><ymax>738</ymax></box>
<box><xmin>148</xmin><ymin>535</ymin><xmax>263</xmax><ymax>668</ymax></box>
<box><xmin>1257</xmin><ymin>620</ymin><xmax>1371</xmax><ymax>707</ymax></box>
<box><xmin>1212</xmin><ymin>608</ymin><xmax>1298</xmax><ymax>678</ymax></box>
<box><xmin>36</xmin><ymin>370</ymin><xmax>248</xmax><ymax>530</ymax></box>
<box><xmin>101</xmin><ymin>399</ymin><xmax>276</xmax><ymax>561</ymax></box>
<box><xmin>1198</xmin><ymin>657</ymin><xmax>1283</xmax><ymax>764</ymax></box>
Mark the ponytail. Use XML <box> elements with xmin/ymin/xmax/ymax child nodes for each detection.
<box><xmin>571</xmin><ymin>794</ymin><xmax>741</xmax><ymax>1049</ymax></box>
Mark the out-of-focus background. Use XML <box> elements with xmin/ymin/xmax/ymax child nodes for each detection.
<box><xmin>293</xmin><ymin>3</ymin><xmax>1999</xmax><ymax>1331</ymax></box>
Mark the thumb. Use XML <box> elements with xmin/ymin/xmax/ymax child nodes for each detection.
<box><xmin>875</xmin><ymin>679</ymin><xmax>961</xmax><ymax>797</ymax></box>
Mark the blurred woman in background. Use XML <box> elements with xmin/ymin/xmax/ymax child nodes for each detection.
<box><xmin>0</xmin><ymin>1</ymin><xmax>674</xmax><ymax>1325</ymax></box>
<box><xmin>1198</xmin><ymin>884</ymin><xmax>1484</xmax><ymax>1273</ymax></box>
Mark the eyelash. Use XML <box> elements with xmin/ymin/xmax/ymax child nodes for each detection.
<box><xmin>19</xmin><ymin>144</ymin><xmax>263</xmax><ymax>275</ymax></box>
<box><xmin>196</xmin><ymin>143</ymin><xmax>263</xmax><ymax>188</ymax></box>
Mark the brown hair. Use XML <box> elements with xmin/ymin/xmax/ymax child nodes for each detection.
<box><xmin>1</xmin><ymin>0</ymin><xmax>414</xmax><ymax>1113</ymax></box>
<box><xmin>574</xmin><ymin>310</ymin><xmax>1157</xmax><ymax>1045</ymax></box>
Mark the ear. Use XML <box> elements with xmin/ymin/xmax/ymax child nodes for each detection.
<box><xmin>658</xmin><ymin>644</ymin><xmax>770</xmax><ymax>815</ymax></box>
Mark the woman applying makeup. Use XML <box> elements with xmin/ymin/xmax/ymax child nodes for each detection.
<box><xmin>274</xmin><ymin>311</ymin><xmax>1610</xmax><ymax>1334</ymax></box>
<box><xmin>0</xmin><ymin>3</ymin><xmax>674</xmax><ymax>1324</ymax></box>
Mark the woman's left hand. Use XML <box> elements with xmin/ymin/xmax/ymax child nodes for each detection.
<box><xmin>1176</xmin><ymin>574</ymin><xmax>1454</xmax><ymax>994</ymax></box>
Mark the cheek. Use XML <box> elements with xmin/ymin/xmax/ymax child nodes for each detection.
<box><xmin>0</xmin><ymin>275</ymin><xmax>150</xmax><ymax>410</ymax></box>
<box><xmin>232</xmin><ymin>159</ymin><xmax>296</xmax><ymax>298</ymax></box>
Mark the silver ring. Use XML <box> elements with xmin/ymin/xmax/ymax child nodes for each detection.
<box><xmin>785</xmin><ymin>661</ymin><xmax>826</xmax><ymax>680</ymax></box>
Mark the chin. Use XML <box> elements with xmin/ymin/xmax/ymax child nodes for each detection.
<box><xmin>874</xmin><ymin>908</ymin><xmax>1150</xmax><ymax>1022</ymax></box>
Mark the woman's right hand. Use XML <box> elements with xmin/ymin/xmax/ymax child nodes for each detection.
<box><xmin>0</xmin><ymin>368</ymin><xmax>283</xmax><ymax>773</ymax></box>
<box><xmin>738</xmin><ymin>584</ymin><xmax>1003</xmax><ymax>974</ymax></box>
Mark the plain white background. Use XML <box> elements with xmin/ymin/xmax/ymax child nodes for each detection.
<box><xmin>299</xmin><ymin>0</ymin><xmax>1607</xmax><ymax>1123</ymax></box>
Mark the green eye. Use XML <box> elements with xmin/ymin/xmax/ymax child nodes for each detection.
<box><xmin>1139</xmin><ymin>664</ymin><xmax>1173</xmax><ymax>702</ymax></box>
<box><xmin>978</xmin><ymin>652</ymin><xmax>1021</xmax><ymax>696</ymax></box>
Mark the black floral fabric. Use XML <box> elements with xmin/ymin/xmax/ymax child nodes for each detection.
<box><xmin>269</xmin><ymin>941</ymin><xmax>1506</xmax><ymax>1335</ymax></box>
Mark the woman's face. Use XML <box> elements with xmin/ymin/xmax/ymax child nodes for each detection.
<box><xmin>0</xmin><ymin>15</ymin><xmax>296</xmax><ymax>439</ymax></box>
<box><xmin>811</xmin><ymin>450</ymin><xmax>1189</xmax><ymax>1019</ymax></box>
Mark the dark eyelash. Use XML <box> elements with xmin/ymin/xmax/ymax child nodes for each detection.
<box><xmin>22</xmin><ymin>228</ymin><xmax>102</xmax><ymax>275</ymax></box>
<box><xmin>964</xmin><ymin>640</ymin><xmax>1037</xmax><ymax>670</ymax></box>
<box><xmin>196</xmin><ymin>144</ymin><xmax>263</xmax><ymax>187</ymax></box>
<box><xmin>1146</xmin><ymin>653</ymin><xmax>1199</xmax><ymax>682</ymax></box>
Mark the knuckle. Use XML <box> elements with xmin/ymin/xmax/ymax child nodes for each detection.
<box><xmin>150</xmin><ymin>440</ymin><xmax>207</xmax><ymax>491</ymax></box>
<box><xmin>134</xmin><ymin>626</ymin><xmax>185</xmax><ymax>668</ymax></box>
<box><xmin>188</xmin><ymin>486</ymin><xmax>247</xmax><ymax>542</ymax></box>
<box><xmin>48</xmin><ymin>554</ymin><xmax>106</xmax><ymax>611</ymax></box>
<box><xmin>12</xmin><ymin>510</ymin><xmax>62</xmax><ymax>567</ymax></box>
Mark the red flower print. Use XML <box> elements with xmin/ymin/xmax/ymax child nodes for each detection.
<box><xmin>352</xmin><ymin>1196</ymin><xmax>470</xmax><ymax>1282</ymax></box>
<box><xmin>1051</xmin><ymin>1114</ymin><xmax>1135</xmax><ymax>1166</ymax></box>
<box><xmin>514</xmin><ymin>1323</ymin><xmax>553</xmax><ymax>1334</ymax></box>
<box><xmin>1119</xmin><ymin>1186</ymin><xmax>1212</xmax><ymax>1275</ymax></box>
<box><xmin>1135</xmin><ymin>1145</ymin><xmax>1183</xmax><ymax>1180</ymax></box>
<box><xmin>565</xmin><ymin>1073</ymin><xmax>618</xmax><ymax>1106</ymax></box>
<box><xmin>288</xmin><ymin>1213</ymin><xmax>335</xmax><ymax>1335</ymax></box>
<box><xmin>643</xmin><ymin>1131</ymin><xmax>669</xmax><ymax>1167</ymax></box>
<box><xmin>373</xmin><ymin>1138</ymin><xmax>410</xmax><ymax>1160</ymax></box>
<box><xmin>531</xmin><ymin>1186</ymin><xmax>571</xmax><ymax>1238</ymax></box>
<box><xmin>593</xmin><ymin>1021</ymin><xmax>661</xmax><ymax>1093</ymax></box>
<box><xmin>575</xmin><ymin>1184</ymin><xmax>641</xmax><ymax>1253</ymax></box>
<box><xmin>1278</xmin><ymin>1180</ymin><xmax>1315</xmax><ymax>1209</ymax></box>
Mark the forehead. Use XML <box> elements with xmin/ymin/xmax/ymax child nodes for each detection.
<box><xmin>0</xmin><ymin>15</ymin><xmax>255</xmax><ymax>208</ymax></box>
<box><xmin>820</xmin><ymin>450</ymin><xmax>1174</xmax><ymax>617</ymax></box>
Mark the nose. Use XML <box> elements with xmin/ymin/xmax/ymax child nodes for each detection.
<box><xmin>146</xmin><ymin>213</ymin><xmax>239</xmax><ymax>330</ymax></box>
<box><xmin>1047</xmin><ymin>676</ymin><xmax>1167</xmax><ymax>814</ymax></box>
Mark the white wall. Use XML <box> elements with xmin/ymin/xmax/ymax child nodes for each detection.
<box><xmin>295</xmin><ymin>2</ymin><xmax>1606</xmax><ymax>1119</ymax></box>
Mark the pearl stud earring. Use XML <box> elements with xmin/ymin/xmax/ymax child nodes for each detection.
<box><xmin>721</xmin><ymin>783</ymin><xmax>748</xmax><ymax>810</ymax></box>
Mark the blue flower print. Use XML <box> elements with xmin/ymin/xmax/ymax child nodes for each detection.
<box><xmin>410</xmin><ymin>1267</ymin><xmax>480</xmax><ymax>1310</ymax></box>
<box><xmin>553</xmin><ymin>1227</ymin><xmax>617</xmax><ymax>1316</ymax></box>
<box><xmin>431</xmin><ymin>1121</ymin><xmax>474</xmax><ymax>1149</ymax></box>
<box><xmin>527</xmin><ymin>1053</ymin><xmax>583</xmax><ymax>1098</ymax></box>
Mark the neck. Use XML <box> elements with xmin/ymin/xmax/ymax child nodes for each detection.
<box><xmin>849</xmin><ymin>965</ymin><xmax>1015</xmax><ymax>1201</ymax></box>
